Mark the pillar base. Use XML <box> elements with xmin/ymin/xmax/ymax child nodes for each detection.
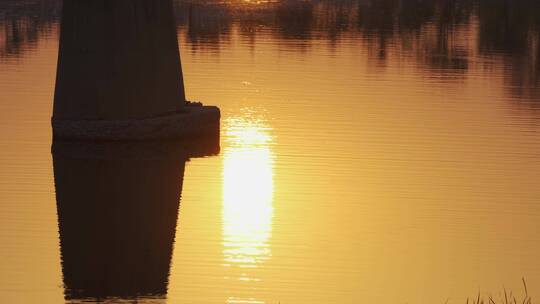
<box><xmin>52</xmin><ymin>105</ymin><xmax>220</xmax><ymax>141</ymax></box>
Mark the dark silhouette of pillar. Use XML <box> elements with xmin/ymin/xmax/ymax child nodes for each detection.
<box><xmin>52</xmin><ymin>138</ymin><xmax>219</xmax><ymax>301</ymax></box>
<box><xmin>52</xmin><ymin>0</ymin><xmax>219</xmax><ymax>140</ymax></box>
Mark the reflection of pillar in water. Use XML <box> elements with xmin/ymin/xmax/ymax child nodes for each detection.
<box><xmin>52</xmin><ymin>139</ymin><xmax>218</xmax><ymax>301</ymax></box>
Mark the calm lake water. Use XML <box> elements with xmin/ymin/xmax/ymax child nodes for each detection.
<box><xmin>1</xmin><ymin>0</ymin><xmax>540</xmax><ymax>303</ymax></box>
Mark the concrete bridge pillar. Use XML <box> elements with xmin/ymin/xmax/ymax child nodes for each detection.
<box><xmin>52</xmin><ymin>0</ymin><xmax>219</xmax><ymax>140</ymax></box>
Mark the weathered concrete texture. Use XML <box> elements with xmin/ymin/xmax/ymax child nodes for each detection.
<box><xmin>52</xmin><ymin>105</ymin><xmax>220</xmax><ymax>141</ymax></box>
<box><xmin>53</xmin><ymin>0</ymin><xmax>186</xmax><ymax>121</ymax></box>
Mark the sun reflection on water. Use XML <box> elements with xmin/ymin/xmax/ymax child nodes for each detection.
<box><xmin>222</xmin><ymin>115</ymin><xmax>274</xmax><ymax>271</ymax></box>
<box><xmin>222</xmin><ymin>113</ymin><xmax>274</xmax><ymax>303</ymax></box>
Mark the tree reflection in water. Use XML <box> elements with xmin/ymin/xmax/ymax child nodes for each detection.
<box><xmin>2</xmin><ymin>0</ymin><xmax>539</xmax><ymax>101</ymax></box>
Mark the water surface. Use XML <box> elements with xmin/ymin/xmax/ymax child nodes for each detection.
<box><xmin>1</xmin><ymin>1</ymin><xmax>540</xmax><ymax>303</ymax></box>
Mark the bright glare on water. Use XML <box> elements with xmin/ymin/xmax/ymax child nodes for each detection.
<box><xmin>222</xmin><ymin>116</ymin><xmax>274</xmax><ymax>267</ymax></box>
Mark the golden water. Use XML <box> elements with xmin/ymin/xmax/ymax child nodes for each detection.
<box><xmin>1</xmin><ymin>1</ymin><xmax>540</xmax><ymax>303</ymax></box>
